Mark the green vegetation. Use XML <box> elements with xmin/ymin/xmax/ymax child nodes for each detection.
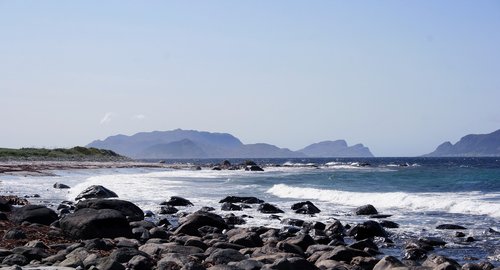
<box><xmin>0</xmin><ymin>146</ymin><xmax>127</xmax><ymax>161</ymax></box>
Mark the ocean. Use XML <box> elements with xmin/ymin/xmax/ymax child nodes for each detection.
<box><xmin>1</xmin><ymin>157</ymin><xmax>499</xmax><ymax>265</ymax></box>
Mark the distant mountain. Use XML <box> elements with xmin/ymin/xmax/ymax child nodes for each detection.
<box><xmin>424</xmin><ymin>129</ymin><xmax>500</xmax><ymax>157</ymax></box>
<box><xmin>298</xmin><ymin>140</ymin><xmax>374</xmax><ymax>157</ymax></box>
<box><xmin>87</xmin><ymin>129</ymin><xmax>374</xmax><ymax>159</ymax></box>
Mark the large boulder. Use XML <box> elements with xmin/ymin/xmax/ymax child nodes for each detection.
<box><xmin>219</xmin><ymin>196</ymin><xmax>264</xmax><ymax>204</ymax></box>
<box><xmin>75</xmin><ymin>185</ymin><xmax>118</xmax><ymax>200</ymax></box>
<box><xmin>373</xmin><ymin>256</ymin><xmax>405</xmax><ymax>270</ymax></box>
<box><xmin>317</xmin><ymin>246</ymin><xmax>371</xmax><ymax>263</ymax></box>
<box><xmin>347</xmin><ymin>220</ymin><xmax>387</xmax><ymax>240</ymax></box>
<box><xmin>161</xmin><ymin>196</ymin><xmax>194</xmax><ymax>207</ymax></box>
<box><xmin>11</xmin><ymin>205</ymin><xmax>58</xmax><ymax>225</ymax></box>
<box><xmin>257</xmin><ymin>203</ymin><xmax>284</xmax><ymax>214</ymax></box>
<box><xmin>174</xmin><ymin>211</ymin><xmax>228</xmax><ymax>236</ymax></box>
<box><xmin>75</xmin><ymin>199</ymin><xmax>144</xmax><ymax>221</ymax></box>
<box><xmin>291</xmin><ymin>201</ymin><xmax>321</xmax><ymax>214</ymax></box>
<box><xmin>355</xmin><ymin>204</ymin><xmax>378</xmax><ymax>215</ymax></box>
<box><xmin>60</xmin><ymin>208</ymin><xmax>132</xmax><ymax>239</ymax></box>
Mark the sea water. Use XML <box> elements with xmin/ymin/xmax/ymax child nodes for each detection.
<box><xmin>1</xmin><ymin>157</ymin><xmax>499</xmax><ymax>265</ymax></box>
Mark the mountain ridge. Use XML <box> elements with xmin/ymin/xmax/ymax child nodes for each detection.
<box><xmin>87</xmin><ymin>129</ymin><xmax>374</xmax><ymax>159</ymax></box>
<box><xmin>424</xmin><ymin>129</ymin><xmax>500</xmax><ymax>157</ymax></box>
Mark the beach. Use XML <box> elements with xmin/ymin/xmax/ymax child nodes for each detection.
<box><xmin>0</xmin><ymin>158</ymin><xmax>499</xmax><ymax>269</ymax></box>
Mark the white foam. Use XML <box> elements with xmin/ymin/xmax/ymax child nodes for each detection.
<box><xmin>267</xmin><ymin>184</ymin><xmax>500</xmax><ymax>218</ymax></box>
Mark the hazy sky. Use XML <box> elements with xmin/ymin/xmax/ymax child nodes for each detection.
<box><xmin>1</xmin><ymin>1</ymin><xmax>499</xmax><ymax>156</ymax></box>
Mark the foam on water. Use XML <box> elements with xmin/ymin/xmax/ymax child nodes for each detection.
<box><xmin>267</xmin><ymin>183</ymin><xmax>500</xmax><ymax>218</ymax></box>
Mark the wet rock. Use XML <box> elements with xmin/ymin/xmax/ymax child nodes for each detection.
<box><xmin>419</xmin><ymin>237</ymin><xmax>446</xmax><ymax>247</ymax></box>
<box><xmin>175</xmin><ymin>211</ymin><xmax>228</xmax><ymax>236</ymax></box>
<box><xmin>351</xmin><ymin>256</ymin><xmax>380</xmax><ymax>270</ymax></box>
<box><xmin>373</xmin><ymin>256</ymin><xmax>405</xmax><ymax>270</ymax></box>
<box><xmin>3</xmin><ymin>228</ymin><xmax>27</xmax><ymax>239</ymax></box>
<box><xmin>245</xmin><ymin>165</ymin><xmax>264</xmax><ymax>171</ymax></box>
<box><xmin>221</xmin><ymin>202</ymin><xmax>242</xmax><ymax>211</ymax></box>
<box><xmin>436</xmin><ymin>224</ymin><xmax>467</xmax><ymax>230</ymax></box>
<box><xmin>11</xmin><ymin>246</ymin><xmax>49</xmax><ymax>261</ymax></box>
<box><xmin>291</xmin><ymin>201</ymin><xmax>321</xmax><ymax>214</ymax></box>
<box><xmin>11</xmin><ymin>205</ymin><xmax>58</xmax><ymax>225</ymax></box>
<box><xmin>228</xmin><ymin>259</ymin><xmax>264</xmax><ymax>270</ymax></box>
<box><xmin>205</xmin><ymin>248</ymin><xmax>246</xmax><ymax>265</ymax></box>
<box><xmin>370</xmin><ymin>214</ymin><xmax>392</xmax><ymax>219</ymax></box>
<box><xmin>257</xmin><ymin>203</ymin><xmax>284</xmax><ymax>214</ymax></box>
<box><xmin>461</xmin><ymin>263</ymin><xmax>483</xmax><ymax>270</ymax></box>
<box><xmin>160</xmin><ymin>205</ymin><xmax>179</xmax><ymax>214</ymax></box>
<box><xmin>75</xmin><ymin>185</ymin><xmax>118</xmax><ymax>200</ymax></box>
<box><xmin>456</xmin><ymin>232</ymin><xmax>466</xmax><ymax>237</ymax></box>
<box><xmin>348</xmin><ymin>239</ymin><xmax>378</xmax><ymax>251</ymax></box>
<box><xmin>76</xmin><ymin>199</ymin><xmax>144</xmax><ymax>221</ymax></box>
<box><xmin>347</xmin><ymin>220</ymin><xmax>387</xmax><ymax>240</ymax></box>
<box><xmin>53</xmin><ymin>182</ymin><xmax>71</xmax><ymax>189</ymax></box>
<box><xmin>0</xmin><ymin>197</ymin><xmax>12</xmax><ymax>212</ymax></box>
<box><xmin>0</xmin><ymin>212</ymin><xmax>8</xmax><ymax>220</ymax></box>
<box><xmin>60</xmin><ymin>208</ymin><xmax>132</xmax><ymax>239</ymax></box>
<box><xmin>422</xmin><ymin>254</ymin><xmax>461</xmax><ymax>269</ymax></box>
<box><xmin>161</xmin><ymin>196</ymin><xmax>194</xmax><ymax>207</ymax></box>
<box><xmin>285</xmin><ymin>234</ymin><xmax>315</xmax><ymax>252</ymax></box>
<box><xmin>403</xmin><ymin>248</ymin><xmax>428</xmax><ymax>260</ymax></box>
<box><xmin>225</xmin><ymin>213</ymin><xmax>246</xmax><ymax>225</ymax></box>
<box><xmin>220</xmin><ymin>196</ymin><xmax>264</xmax><ymax>204</ymax></box>
<box><xmin>316</xmin><ymin>246</ymin><xmax>371</xmax><ymax>263</ymax></box>
<box><xmin>229</xmin><ymin>232</ymin><xmax>263</xmax><ymax>248</ymax></box>
<box><xmin>200</xmin><ymin>206</ymin><xmax>216</xmax><ymax>212</ymax></box>
<box><xmin>312</xmin><ymin>221</ymin><xmax>326</xmax><ymax>231</ymax></box>
<box><xmin>280</xmin><ymin>218</ymin><xmax>305</xmax><ymax>227</ymax></box>
<box><xmin>355</xmin><ymin>204</ymin><xmax>378</xmax><ymax>215</ymax></box>
<box><xmin>379</xmin><ymin>220</ymin><xmax>399</xmax><ymax>228</ymax></box>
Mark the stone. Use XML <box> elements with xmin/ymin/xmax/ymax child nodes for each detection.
<box><xmin>175</xmin><ymin>211</ymin><xmax>228</xmax><ymax>236</ymax></box>
<box><xmin>436</xmin><ymin>224</ymin><xmax>467</xmax><ymax>230</ymax></box>
<box><xmin>76</xmin><ymin>199</ymin><xmax>144</xmax><ymax>221</ymax></box>
<box><xmin>291</xmin><ymin>201</ymin><xmax>321</xmax><ymax>214</ymax></box>
<box><xmin>205</xmin><ymin>248</ymin><xmax>246</xmax><ymax>265</ymax></box>
<box><xmin>11</xmin><ymin>205</ymin><xmax>58</xmax><ymax>225</ymax></box>
<box><xmin>316</xmin><ymin>246</ymin><xmax>371</xmax><ymax>263</ymax></box>
<box><xmin>422</xmin><ymin>254</ymin><xmax>461</xmax><ymax>269</ymax></box>
<box><xmin>348</xmin><ymin>239</ymin><xmax>379</xmax><ymax>251</ymax></box>
<box><xmin>160</xmin><ymin>205</ymin><xmax>179</xmax><ymax>214</ymax></box>
<box><xmin>161</xmin><ymin>196</ymin><xmax>194</xmax><ymax>207</ymax></box>
<box><xmin>229</xmin><ymin>232</ymin><xmax>263</xmax><ymax>248</ymax></box>
<box><xmin>281</xmin><ymin>218</ymin><xmax>305</xmax><ymax>227</ymax></box>
<box><xmin>351</xmin><ymin>256</ymin><xmax>380</xmax><ymax>270</ymax></box>
<box><xmin>109</xmin><ymin>247</ymin><xmax>149</xmax><ymax>264</ymax></box>
<box><xmin>2</xmin><ymin>254</ymin><xmax>28</xmax><ymax>266</ymax></box>
<box><xmin>228</xmin><ymin>259</ymin><xmax>264</xmax><ymax>270</ymax></box>
<box><xmin>355</xmin><ymin>204</ymin><xmax>378</xmax><ymax>215</ymax></box>
<box><xmin>257</xmin><ymin>203</ymin><xmax>284</xmax><ymax>214</ymax></box>
<box><xmin>60</xmin><ymin>208</ymin><xmax>132</xmax><ymax>239</ymax></box>
<box><xmin>373</xmin><ymin>256</ymin><xmax>405</xmax><ymax>270</ymax></box>
<box><xmin>285</xmin><ymin>234</ymin><xmax>315</xmax><ymax>252</ymax></box>
<box><xmin>347</xmin><ymin>220</ymin><xmax>387</xmax><ymax>240</ymax></box>
<box><xmin>11</xmin><ymin>246</ymin><xmax>49</xmax><ymax>261</ymax></box>
<box><xmin>219</xmin><ymin>196</ymin><xmax>264</xmax><ymax>204</ymax></box>
<box><xmin>245</xmin><ymin>165</ymin><xmax>264</xmax><ymax>171</ymax></box>
<box><xmin>75</xmin><ymin>185</ymin><xmax>118</xmax><ymax>200</ymax></box>
<box><xmin>3</xmin><ymin>228</ymin><xmax>27</xmax><ymax>239</ymax></box>
<box><xmin>98</xmin><ymin>257</ymin><xmax>126</xmax><ymax>270</ymax></box>
<box><xmin>53</xmin><ymin>182</ymin><xmax>71</xmax><ymax>189</ymax></box>
<box><xmin>419</xmin><ymin>237</ymin><xmax>446</xmax><ymax>247</ymax></box>
<box><xmin>221</xmin><ymin>202</ymin><xmax>242</xmax><ymax>211</ymax></box>
<box><xmin>379</xmin><ymin>220</ymin><xmax>399</xmax><ymax>228</ymax></box>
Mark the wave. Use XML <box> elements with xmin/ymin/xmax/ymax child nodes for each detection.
<box><xmin>267</xmin><ymin>184</ymin><xmax>500</xmax><ymax>218</ymax></box>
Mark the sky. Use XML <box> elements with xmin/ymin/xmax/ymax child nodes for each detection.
<box><xmin>1</xmin><ymin>1</ymin><xmax>499</xmax><ymax>156</ymax></box>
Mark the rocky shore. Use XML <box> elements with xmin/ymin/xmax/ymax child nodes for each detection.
<box><xmin>1</xmin><ymin>184</ymin><xmax>498</xmax><ymax>270</ymax></box>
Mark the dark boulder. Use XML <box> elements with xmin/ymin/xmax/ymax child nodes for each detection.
<box><xmin>109</xmin><ymin>247</ymin><xmax>149</xmax><ymax>263</ymax></box>
<box><xmin>281</xmin><ymin>218</ymin><xmax>305</xmax><ymax>227</ymax></box>
<box><xmin>0</xmin><ymin>197</ymin><xmax>12</xmax><ymax>212</ymax></box>
<box><xmin>347</xmin><ymin>220</ymin><xmax>387</xmax><ymax>240</ymax></box>
<box><xmin>160</xmin><ymin>205</ymin><xmax>179</xmax><ymax>214</ymax></box>
<box><xmin>291</xmin><ymin>201</ymin><xmax>321</xmax><ymax>214</ymax></box>
<box><xmin>257</xmin><ymin>203</ymin><xmax>284</xmax><ymax>214</ymax></box>
<box><xmin>2</xmin><ymin>253</ymin><xmax>28</xmax><ymax>266</ymax></box>
<box><xmin>205</xmin><ymin>248</ymin><xmax>246</xmax><ymax>265</ymax></box>
<box><xmin>229</xmin><ymin>232</ymin><xmax>263</xmax><ymax>248</ymax></box>
<box><xmin>221</xmin><ymin>202</ymin><xmax>242</xmax><ymax>211</ymax></box>
<box><xmin>285</xmin><ymin>234</ymin><xmax>316</xmax><ymax>252</ymax></box>
<box><xmin>355</xmin><ymin>204</ymin><xmax>378</xmax><ymax>215</ymax></box>
<box><xmin>11</xmin><ymin>246</ymin><xmax>49</xmax><ymax>261</ymax></box>
<box><xmin>3</xmin><ymin>228</ymin><xmax>26</xmax><ymax>240</ymax></box>
<box><xmin>76</xmin><ymin>199</ymin><xmax>144</xmax><ymax>221</ymax></box>
<box><xmin>53</xmin><ymin>182</ymin><xmax>71</xmax><ymax>189</ymax></box>
<box><xmin>245</xmin><ymin>165</ymin><xmax>264</xmax><ymax>171</ymax></box>
<box><xmin>317</xmin><ymin>246</ymin><xmax>371</xmax><ymax>263</ymax></box>
<box><xmin>265</xmin><ymin>257</ymin><xmax>318</xmax><ymax>270</ymax></box>
<box><xmin>380</xmin><ymin>220</ymin><xmax>399</xmax><ymax>228</ymax></box>
<box><xmin>11</xmin><ymin>205</ymin><xmax>58</xmax><ymax>225</ymax></box>
<box><xmin>419</xmin><ymin>237</ymin><xmax>446</xmax><ymax>247</ymax></box>
<box><xmin>348</xmin><ymin>239</ymin><xmax>378</xmax><ymax>251</ymax></box>
<box><xmin>75</xmin><ymin>185</ymin><xmax>118</xmax><ymax>200</ymax></box>
<box><xmin>220</xmin><ymin>196</ymin><xmax>264</xmax><ymax>204</ymax></box>
<box><xmin>403</xmin><ymin>248</ymin><xmax>428</xmax><ymax>260</ymax></box>
<box><xmin>373</xmin><ymin>256</ymin><xmax>405</xmax><ymax>270</ymax></box>
<box><xmin>436</xmin><ymin>224</ymin><xmax>467</xmax><ymax>230</ymax></box>
<box><xmin>225</xmin><ymin>214</ymin><xmax>246</xmax><ymax>225</ymax></box>
<box><xmin>174</xmin><ymin>211</ymin><xmax>228</xmax><ymax>236</ymax></box>
<box><xmin>60</xmin><ymin>208</ymin><xmax>132</xmax><ymax>239</ymax></box>
<box><xmin>0</xmin><ymin>212</ymin><xmax>7</xmax><ymax>220</ymax></box>
<box><xmin>161</xmin><ymin>196</ymin><xmax>194</xmax><ymax>207</ymax></box>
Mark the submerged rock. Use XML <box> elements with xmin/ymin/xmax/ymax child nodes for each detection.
<box><xmin>75</xmin><ymin>185</ymin><xmax>118</xmax><ymax>200</ymax></box>
<box><xmin>161</xmin><ymin>196</ymin><xmax>194</xmax><ymax>207</ymax></box>
<box><xmin>355</xmin><ymin>204</ymin><xmax>378</xmax><ymax>215</ymax></box>
<box><xmin>291</xmin><ymin>201</ymin><xmax>321</xmax><ymax>214</ymax></box>
<box><xmin>436</xmin><ymin>224</ymin><xmax>467</xmax><ymax>230</ymax></box>
<box><xmin>53</xmin><ymin>182</ymin><xmax>71</xmax><ymax>189</ymax></box>
<box><xmin>219</xmin><ymin>196</ymin><xmax>264</xmax><ymax>204</ymax></box>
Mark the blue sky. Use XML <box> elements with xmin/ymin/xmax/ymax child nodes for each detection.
<box><xmin>1</xmin><ymin>1</ymin><xmax>499</xmax><ymax>156</ymax></box>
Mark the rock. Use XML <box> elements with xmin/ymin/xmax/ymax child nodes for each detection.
<box><xmin>0</xmin><ymin>195</ymin><xmax>30</xmax><ymax>206</ymax></box>
<box><xmin>109</xmin><ymin>247</ymin><xmax>149</xmax><ymax>263</ymax></box>
<box><xmin>324</xmin><ymin>219</ymin><xmax>345</xmax><ymax>235</ymax></box>
<box><xmin>419</xmin><ymin>237</ymin><xmax>446</xmax><ymax>247</ymax></box>
<box><xmin>221</xmin><ymin>202</ymin><xmax>242</xmax><ymax>211</ymax></box>
<box><xmin>200</xmin><ymin>206</ymin><xmax>216</xmax><ymax>212</ymax></box>
<box><xmin>225</xmin><ymin>213</ymin><xmax>246</xmax><ymax>225</ymax></box>
<box><xmin>11</xmin><ymin>205</ymin><xmax>58</xmax><ymax>225</ymax></box>
<box><xmin>205</xmin><ymin>248</ymin><xmax>246</xmax><ymax>265</ymax></box>
<box><xmin>76</xmin><ymin>199</ymin><xmax>144</xmax><ymax>221</ymax></box>
<box><xmin>25</xmin><ymin>240</ymin><xmax>49</xmax><ymax>249</ymax></box>
<box><xmin>257</xmin><ymin>203</ymin><xmax>284</xmax><ymax>214</ymax></box>
<box><xmin>355</xmin><ymin>204</ymin><xmax>378</xmax><ymax>215</ymax></box>
<box><xmin>291</xmin><ymin>201</ymin><xmax>321</xmax><ymax>214</ymax></box>
<box><xmin>150</xmin><ymin>227</ymin><xmax>170</xmax><ymax>239</ymax></box>
<box><xmin>3</xmin><ymin>228</ymin><xmax>26</xmax><ymax>239</ymax></box>
<box><xmin>98</xmin><ymin>257</ymin><xmax>126</xmax><ymax>270</ymax></box>
<box><xmin>281</xmin><ymin>218</ymin><xmax>305</xmax><ymax>227</ymax></box>
<box><xmin>351</xmin><ymin>256</ymin><xmax>380</xmax><ymax>270</ymax></box>
<box><xmin>245</xmin><ymin>165</ymin><xmax>264</xmax><ymax>171</ymax></box>
<box><xmin>373</xmin><ymin>256</ymin><xmax>405</xmax><ymax>270</ymax></box>
<box><xmin>403</xmin><ymin>248</ymin><xmax>428</xmax><ymax>260</ymax></box>
<box><xmin>220</xmin><ymin>196</ymin><xmax>265</xmax><ymax>204</ymax></box>
<box><xmin>11</xmin><ymin>246</ymin><xmax>49</xmax><ymax>261</ymax></box>
<box><xmin>422</xmin><ymin>254</ymin><xmax>461</xmax><ymax>269</ymax></box>
<box><xmin>436</xmin><ymin>224</ymin><xmax>467</xmax><ymax>230</ymax></box>
<box><xmin>175</xmin><ymin>211</ymin><xmax>228</xmax><ymax>236</ymax></box>
<box><xmin>229</xmin><ymin>232</ymin><xmax>263</xmax><ymax>248</ymax></box>
<box><xmin>59</xmin><ymin>247</ymin><xmax>90</xmax><ymax>267</ymax></box>
<box><xmin>0</xmin><ymin>212</ymin><xmax>8</xmax><ymax>220</ymax></box>
<box><xmin>160</xmin><ymin>205</ymin><xmax>179</xmax><ymax>214</ymax></box>
<box><xmin>456</xmin><ymin>232</ymin><xmax>466</xmax><ymax>237</ymax></box>
<box><xmin>316</xmin><ymin>246</ymin><xmax>371</xmax><ymax>263</ymax></box>
<box><xmin>53</xmin><ymin>182</ymin><xmax>71</xmax><ymax>189</ymax></box>
<box><xmin>60</xmin><ymin>208</ymin><xmax>132</xmax><ymax>239</ymax></box>
<box><xmin>156</xmin><ymin>253</ymin><xmax>199</xmax><ymax>270</ymax></box>
<box><xmin>348</xmin><ymin>239</ymin><xmax>378</xmax><ymax>251</ymax></box>
<box><xmin>347</xmin><ymin>220</ymin><xmax>387</xmax><ymax>240</ymax></box>
<box><xmin>75</xmin><ymin>185</ymin><xmax>119</xmax><ymax>200</ymax></box>
<box><xmin>228</xmin><ymin>259</ymin><xmax>264</xmax><ymax>270</ymax></box>
<box><xmin>2</xmin><ymin>254</ymin><xmax>28</xmax><ymax>266</ymax></box>
<box><xmin>314</xmin><ymin>260</ymin><xmax>351</xmax><ymax>270</ymax></box>
<box><xmin>185</xmin><ymin>238</ymin><xmax>208</xmax><ymax>251</ymax></box>
<box><xmin>370</xmin><ymin>214</ymin><xmax>392</xmax><ymax>219</ymax></box>
<box><xmin>263</xmin><ymin>257</ymin><xmax>318</xmax><ymax>270</ymax></box>
<box><xmin>0</xmin><ymin>197</ymin><xmax>12</xmax><ymax>212</ymax></box>
<box><xmin>462</xmin><ymin>263</ymin><xmax>483</xmax><ymax>270</ymax></box>
<box><xmin>161</xmin><ymin>196</ymin><xmax>194</xmax><ymax>207</ymax></box>
<box><xmin>379</xmin><ymin>220</ymin><xmax>399</xmax><ymax>228</ymax></box>
<box><xmin>285</xmin><ymin>234</ymin><xmax>316</xmax><ymax>252</ymax></box>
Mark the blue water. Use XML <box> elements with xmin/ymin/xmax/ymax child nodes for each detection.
<box><xmin>1</xmin><ymin>157</ymin><xmax>499</xmax><ymax>265</ymax></box>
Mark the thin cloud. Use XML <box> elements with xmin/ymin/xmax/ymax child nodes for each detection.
<box><xmin>100</xmin><ymin>112</ymin><xmax>114</xmax><ymax>124</ymax></box>
<box><xmin>132</xmin><ymin>114</ymin><xmax>146</xmax><ymax>120</ymax></box>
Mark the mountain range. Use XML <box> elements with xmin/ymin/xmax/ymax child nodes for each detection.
<box><xmin>87</xmin><ymin>129</ymin><xmax>374</xmax><ymax>159</ymax></box>
<box><xmin>424</xmin><ymin>129</ymin><xmax>500</xmax><ymax>157</ymax></box>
